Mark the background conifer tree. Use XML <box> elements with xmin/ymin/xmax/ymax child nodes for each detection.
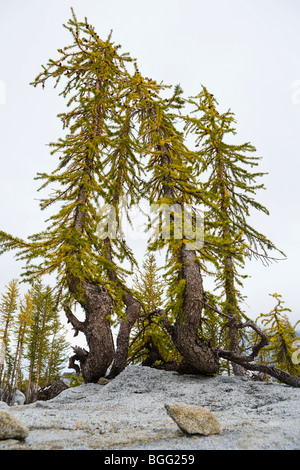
<box><xmin>129</xmin><ymin>253</ymin><xmax>178</xmax><ymax>367</ymax></box>
<box><xmin>44</xmin><ymin>312</ymin><xmax>70</xmax><ymax>386</ymax></box>
<box><xmin>255</xmin><ymin>294</ymin><xmax>300</xmax><ymax>377</ymax></box>
<box><xmin>133</xmin><ymin>253</ymin><xmax>164</xmax><ymax>312</ymax></box>
<box><xmin>0</xmin><ymin>279</ymin><xmax>19</xmax><ymax>388</ymax></box>
<box><xmin>9</xmin><ymin>292</ymin><xmax>34</xmax><ymax>403</ymax></box>
<box><xmin>25</xmin><ymin>282</ymin><xmax>69</xmax><ymax>402</ymax></box>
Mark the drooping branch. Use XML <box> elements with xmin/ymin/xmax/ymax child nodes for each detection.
<box><xmin>157</xmin><ymin>309</ymin><xmax>175</xmax><ymax>338</ymax></box>
<box><xmin>245</xmin><ymin>245</ymin><xmax>286</xmax><ymax>267</ymax></box>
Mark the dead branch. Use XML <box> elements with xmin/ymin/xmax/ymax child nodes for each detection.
<box><xmin>64</xmin><ymin>305</ymin><xmax>86</xmax><ymax>337</ymax></box>
<box><xmin>205</xmin><ymin>302</ymin><xmax>300</xmax><ymax>387</ymax></box>
<box><xmin>68</xmin><ymin>345</ymin><xmax>88</xmax><ymax>376</ymax></box>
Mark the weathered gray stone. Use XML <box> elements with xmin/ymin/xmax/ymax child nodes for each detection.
<box><xmin>0</xmin><ymin>411</ymin><xmax>29</xmax><ymax>440</ymax></box>
<box><xmin>12</xmin><ymin>390</ymin><xmax>25</xmax><ymax>406</ymax></box>
<box><xmin>165</xmin><ymin>403</ymin><xmax>220</xmax><ymax>435</ymax></box>
<box><xmin>0</xmin><ymin>365</ymin><xmax>299</xmax><ymax>450</ymax></box>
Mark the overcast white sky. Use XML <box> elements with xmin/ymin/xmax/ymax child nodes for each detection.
<box><xmin>0</xmin><ymin>0</ymin><xmax>300</xmax><ymax>336</ymax></box>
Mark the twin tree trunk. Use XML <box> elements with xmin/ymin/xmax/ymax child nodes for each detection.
<box><xmin>66</xmin><ymin>241</ymin><xmax>141</xmax><ymax>382</ymax></box>
<box><xmin>67</xmin><ymin>247</ymin><xmax>220</xmax><ymax>382</ymax></box>
<box><xmin>66</xmin><ymin>211</ymin><xmax>300</xmax><ymax>387</ymax></box>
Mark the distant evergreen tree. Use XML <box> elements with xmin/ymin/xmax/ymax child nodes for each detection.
<box><xmin>9</xmin><ymin>292</ymin><xmax>34</xmax><ymax>403</ymax></box>
<box><xmin>45</xmin><ymin>313</ymin><xmax>70</xmax><ymax>385</ymax></box>
<box><xmin>137</xmin><ymin>82</ymin><xmax>220</xmax><ymax>374</ymax></box>
<box><xmin>129</xmin><ymin>253</ymin><xmax>178</xmax><ymax>367</ymax></box>
<box><xmin>0</xmin><ymin>279</ymin><xmax>19</xmax><ymax>387</ymax></box>
<box><xmin>255</xmin><ymin>294</ymin><xmax>300</xmax><ymax>377</ymax></box>
<box><xmin>25</xmin><ymin>282</ymin><xmax>69</xmax><ymax>402</ymax></box>
<box><xmin>26</xmin><ymin>282</ymin><xmax>53</xmax><ymax>401</ymax></box>
<box><xmin>132</xmin><ymin>253</ymin><xmax>164</xmax><ymax>312</ymax></box>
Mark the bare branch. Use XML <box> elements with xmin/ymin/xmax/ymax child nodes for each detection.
<box><xmin>68</xmin><ymin>345</ymin><xmax>88</xmax><ymax>376</ymax></box>
<box><xmin>64</xmin><ymin>305</ymin><xmax>86</xmax><ymax>336</ymax></box>
<box><xmin>203</xmin><ymin>300</ymin><xmax>231</xmax><ymax>319</ymax></box>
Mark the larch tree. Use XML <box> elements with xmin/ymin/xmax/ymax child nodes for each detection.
<box><xmin>255</xmin><ymin>294</ymin><xmax>300</xmax><ymax>377</ymax></box>
<box><xmin>44</xmin><ymin>312</ymin><xmax>70</xmax><ymax>386</ymax></box>
<box><xmin>0</xmin><ymin>10</ymin><xmax>153</xmax><ymax>382</ymax></box>
<box><xmin>133</xmin><ymin>253</ymin><xmax>165</xmax><ymax>313</ymax></box>
<box><xmin>128</xmin><ymin>252</ymin><xmax>177</xmax><ymax>367</ymax></box>
<box><xmin>9</xmin><ymin>291</ymin><xmax>34</xmax><ymax>403</ymax></box>
<box><xmin>137</xmin><ymin>83</ymin><xmax>220</xmax><ymax>375</ymax></box>
<box><xmin>0</xmin><ymin>279</ymin><xmax>19</xmax><ymax>386</ymax></box>
<box><xmin>25</xmin><ymin>282</ymin><xmax>69</xmax><ymax>402</ymax></box>
<box><xmin>185</xmin><ymin>86</ymin><xmax>285</xmax><ymax>375</ymax></box>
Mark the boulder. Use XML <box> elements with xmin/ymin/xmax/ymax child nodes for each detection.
<box><xmin>12</xmin><ymin>390</ymin><xmax>25</xmax><ymax>406</ymax></box>
<box><xmin>0</xmin><ymin>411</ymin><xmax>29</xmax><ymax>440</ymax></box>
<box><xmin>36</xmin><ymin>379</ymin><xmax>68</xmax><ymax>401</ymax></box>
<box><xmin>165</xmin><ymin>402</ymin><xmax>220</xmax><ymax>436</ymax></box>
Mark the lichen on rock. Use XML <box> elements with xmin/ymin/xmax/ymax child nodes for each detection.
<box><xmin>165</xmin><ymin>402</ymin><xmax>220</xmax><ymax>436</ymax></box>
<box><xmin>0</xmin><ymin>411</ymin><xmax>29</xmax><ymax>440</ymax></box>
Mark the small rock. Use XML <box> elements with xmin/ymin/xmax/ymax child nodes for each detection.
<box><xmin>97</xmin><ymin>377</ymin><xmax>110</xmax><ymax>385</ymax></box>
<box><xmin>165</xmin><ymin>403</ymin><xmax>220</xmax><ymax>436</ymax></box>
<box><xmin>0</xmin><ymin>411</ymin><xmax>29</xmax><ymax>440</ymax></box>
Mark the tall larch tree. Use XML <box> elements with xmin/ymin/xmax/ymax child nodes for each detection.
<box><xmin>0</xmin><ymin>10</ymin><xmax>156</xmax><ymax>382</ymax></box>
<box><xmin>185</xmin><ymin>86</ymin><xmax>285</xmax><ymax>375</ymax></box>
<box><xmin>137</xmin><ymin>83</ymin><xmax>220</xmax><ymax>374</ymax></box>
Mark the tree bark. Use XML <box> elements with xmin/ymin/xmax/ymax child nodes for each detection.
<box><xmin>108</xmin><ymin>290</ymin><xmax>141</xmax><ymax>378</ymax></box>
<box><xmin>102</xmin><ymin>230</ymin><xmax>142</xmax><ymax>379</ymax></box>
<box><xmin>67</xmin><ymin>280</ymin><xmax>115</xmax><ymax>383</ymax></box>
<box><xmin>172</xmin><ymin>244</ymin><xmax>219</xmax><ymax>375</ymax></box>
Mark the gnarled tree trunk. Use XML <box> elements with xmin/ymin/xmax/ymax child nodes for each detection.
<box><xmin>66</xmin><ymin>280</ymin><xmax>115</xmax><ymax>383</ymax></box>
<box><xmin>172</xmin><ymin>244</ymin><xmax>219</xmax><ymax>375</ymax></box>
